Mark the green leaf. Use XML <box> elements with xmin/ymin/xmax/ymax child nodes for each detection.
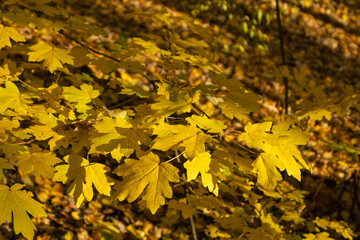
<box><xmin>0</xmin><ymin>184</ymin><xmax>47</xmax><ymax>240</ymax></box>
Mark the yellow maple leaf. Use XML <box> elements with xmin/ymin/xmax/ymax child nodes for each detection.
<box><xmin>53</xmin><ymin>154</ymin><xmax>114</xmax><ymax>207</ymax></box>
<box><xmin>63</xmin><ymin>84</ymin><xmax>100</xmax><ymax>113</ymax></box>
<box><xmin>239</xmin><ymin>121</ymin><xmax>311</xmax><ymax>191</ymax></box>
<box><xmin>0</xmin><ymin>81</ymin><xmax>27</xmax><ymax>114</ymax></box>
<box><xmin>167</xmin><ymin>199</ymin><xmax>196</xmax><ymax>219</ymax></box>
<box><xmin>253</xmin><ymin>153</ymin><xmax>283</xmax><ymax>191</ymax></box>
<box><xmin>90</xmin><ymin>116</ymin><xmax>148</xmax><ymax>161</ymax></box>
<box><xmin>218</xmin><ymin>100</ymin><xmax>249</xmax><ymax>120</ymax></box>
<box><xmin>152</xmin><ymin>123</ymin><xmax>208</xmax><ymax>159</ymax></box>
<box><xmin>186</xmin><ymin>115</ymin><xmax>227</xmax><ymax>133</ymax></box>
<box><xmin>0</xmin><ymin>184</ymin><xmax>47</xmax><ymax>240</ymax></box>
<box><xmin>184</xmin><ymin>152</ymin><xmax>211</xmax><ymax>181</ymax></box>
<box><xmin>151</xmin><ymin>90</ymin><xmax>200</xmax><ymax>117</ymax></box>
<box><xmin>16</xmin><ymin>144</ymin><xmax>62</xmax><ymax>179</ymax></box>
<box><xmin>114</xmin><ymin>151</ymin><xmax>179</xmax><ymax>214</ymax></box>
<box><xmin>184</xmin><ymin>152</ymin><xmax>219</xmax><ymax>195</ymax></box>
<box><xmin>63</xmin><ymin>84</ymin><xmax>100</xmax><ymax>104</ymax></box>
<box><xmin>0</xmin><ymin>24</ymin><xmax>25</xmax><ymax>49</ymax></box>
<box><xmin>28</xmin><ymin>42</ymin><xmax>74</xmax><ymax>73</ymax></box>
<box><xmin>298</xmin><ymin>108</ymin><xmax>332</xmax><ymax>121</ymax></box>
<box><xmin>0</xmin><ymin>158</ymin><xmax>15</xmax><ymax>179</ymax></box>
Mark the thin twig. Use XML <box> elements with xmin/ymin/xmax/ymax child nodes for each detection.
<box><xmin>56</xmin><ymin>72</ymin><xmax>62</xmax><ymax>84</ymax></box>
<box><xmin>14</xmin><ymin>139</ymin><xmax>36</xmax><ymax>145</ymax></box>
<box><xmin>60</xmin><ymin>30</ymin><xmax>156</xmax><ymax>86</ymax></box>
<box><xmin>108</xmin><ymin>96</ymin><xmax>138</xmax><ymax>109</ymax></box>
<box><xmin>60</xmin><ymin>30</ymin><xmax>121</xmax><ymax>63</ymax></box>
<box><xmin>275</xmin><ymin>0</ymin><xmax>289</xmax><ymax>114</ymax></box>
<box><xmin>166</xmin><ymin>151</ymin><xmax>185</xmax><ymax>163</ymax></box>
<box><xmin>313</xmin><ymin>179</ymin><xmax>324</xmax><ymax>200</ymax></box>
<box><xmin>173</xmin><ymin>148</ymin><xmax>197</xmax><ymax>240</ymax></box>
<box><xmin>17</xmin><ymin>79</ymin><xmax>38</xmax><ymax>91</ymax></box>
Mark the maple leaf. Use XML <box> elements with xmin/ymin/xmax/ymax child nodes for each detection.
<box><xmin>114</xmin><ymin>151</ymin><xmax>179</xmax><ymax>214</ymax></box>
<box><xmin>184</xmin><ymin>152</ymin><xmax>219</xmax><ymax>195</ymax></box>
<box><xmin>303</xmin><ymin>232</ymin><xmax>334</xmax><ymax>240</ymax></box>
<box><xmin>238</xmin><ymin>121</ymin><xmax>274</xmax><ymax>148</ymax></box>
<box><xmin>151</xmin><ymin>90</ymin><xmax>200</xmax><ymax>116</ymax></box>
<box><xmin>260</xmin><ymin>210</ymin><xmax>282</xmax><ymax>234</ymax></box>
<box><xmin>89</xmin><ymin>116</ymin><xmax>130</xmax><ymax>155</ymax></box>
<box><xmin>53</xmin><ymin>154</ymin><xmax>114</xmax><ymax>207</ymax></box>
<box><xmin>70</xmin><ymin>46</ymin><xmax>91</xmax><ymax>67</ymax></box>
<box><xmin>239</xmin><ymin>121</ymin><xmax>311</xmax><ymax>190</ymax></box>
<box><xmin>253</xmin><ymin>153</ymin><xmax>283</xmax><ymax>191</ymax></box>
<box><xmin>167</xmin><ymin>199</ymin><xmax>196</xmax><ymax>219</ymax></box>
<box><xmin>90</xmin><ymin>116</ymin><xmax>149</xmax><ymax>161</ymax></box>
<box><xmin>120</xmin><ymin>84</ymin><xmax>152</xmax><ymax>98</ymax></box>
<box><xmin>26</xmin><ymin>113</ymin><xmax>58</xmax><ymax>141</ymax></box>
<box><xmin>186</xmin><ymin>115</ymin><xmax>227</xmax><ymax>133</ymax></box>
<box><xmin>152</xmin><ymin>123</ymin><xmax>209</xmax><ymax>159</ymax></box>
<box><xmin>298</xmin><ymin>108</ymin><xmax>332</xmax><ymax>121</ymax></box>
<box><xmin>0</xmin><ymin>184</ymin><xmax>47</xmax><ymax>240</ymax></box>
<box><xmin>212</xmin><ymin>73</ymin><xmax>245</xmax><ymax>90</ymax></box>
<box><xmin>0</xmin><ymin>81</ymin><xmax>27</xmax><ymax>114</ymax></box>
<box><xmin>63</xmin><ymin>84</ymin><xmax>100</xmax><ymax>113</ymax></box>
<box><xmin>184</xmin><ymin>152</ymin><xmax>211</xmax><ymax>181</ymax></box>
<box><xmin>314</xmin><ymin>218</ymin><xmax>357</xmax><ymax>240</ymax></box>
<box><xmin>28</xmin><ymin>42</ymin><xmax>74</xmax><ymax>73</ymax></box>
<box><xmin>219</xmin><ymin>100</ymin><xmax>250</xmax><ymax>120</ymax></box>
<box><xmin>227</xmin><ymin>91</ymin><xmax>261</xmax><ymax>113</ymax></box>
<box><xmin>212</xmin><ymin>148</ymin><xmax>252</xmax><ymax>171</ymax></box>
<box><xmin>133</xmin><ymin>37</ymin><xmax>171</xmax><ymax>56</ymax></box>
<box><xmin>0</xmin><ymin>158</ymin><xmax>15</xmax><ymax>179</ymax></box>
<box><xmin>15</xmin><ymin>144</ymin><xmax>62</xmax><ymax>179</ymax></box>
<box><xmin>0</xmin><ymin>24</ymin><xmax>25</xmax><ymax>49</ymax></box>
<box><xmin>0</xmin><ymin>61</ymin><xmax>22</xmax><ymax>84</ymax></box>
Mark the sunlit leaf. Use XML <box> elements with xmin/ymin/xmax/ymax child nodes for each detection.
<box><xmin>0</xmin><ymin>184</ymin><xmax>47</xmax><ymax>240</ymax></box>
<box><xmin>114</xmin><ymin>151</ymin><xmax>179</xmax><ymax>214</ymax></box>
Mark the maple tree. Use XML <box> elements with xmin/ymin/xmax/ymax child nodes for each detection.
<box><xmin>0</xmin><ymin>0</ymin><xmax>359</xmax><ymax>239</ymax></box>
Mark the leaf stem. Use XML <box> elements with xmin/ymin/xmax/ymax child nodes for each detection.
<box><xmin>17</xmin><ymin>79</ymin><xmax>38</xmax><ymax>91</ymax></box>
<box><xmin>166</xmin><ymin>151</ymin><xmax>185</xmax><ymax>163</ymax></box>
<box><xmin>173</xmin><ymin>148</ymin><xmax>197</xmax><ymax>240</ymax></box>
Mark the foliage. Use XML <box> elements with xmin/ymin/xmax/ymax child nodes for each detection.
<box><xmin>0</xmin><ymin>0</ymin><xmax>359</xmax><ymax>239</ymax></box>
